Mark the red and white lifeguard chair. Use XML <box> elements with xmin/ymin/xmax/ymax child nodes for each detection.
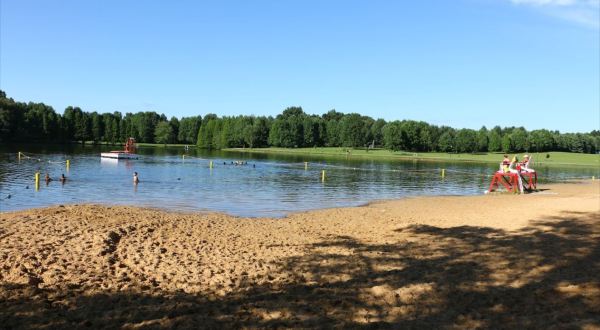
<box><xmin>488</xmin><ymin>158</ymin><xmax>537</xmax><ymax>193</ymax></box>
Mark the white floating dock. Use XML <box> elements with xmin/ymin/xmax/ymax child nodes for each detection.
<box><xmin>100</xmin><ymin>152</ymin><xmax>139</xmax><ymax>159</ymax></box>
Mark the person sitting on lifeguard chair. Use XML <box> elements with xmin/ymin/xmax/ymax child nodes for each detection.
<box><xmin>501</xmin><ymin>154</ymin><xmax>511</xmax><ymax>173</ymax></box>
<box><xmin>520</xmin><ymin>155</ymin><xmax>535</xmax><ymax>173</ymax></box>
<box><xmin>509</xmin><ymin>156</ymin><xmax>524</xmax><ymax>193</ymax></box>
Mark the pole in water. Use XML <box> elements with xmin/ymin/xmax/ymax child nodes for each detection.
<box><xmin>209</xmin><ymin>161</ymin><xmax>213</xmax><ymax>169</ymax></box>
<box><xmin>18</xmin><ymin>152</ymin><xmax>21</xmax><ymax>161</ymax></box>
<box><xmin>182</xmin><ymin>154</ymin><xmax>185</xmax><ymax>160</ymax></box>
<box><xmin>304</xmin><ymin>162</ymin><xmax>308</xmax><ymax>170</ymax></box>
<box><xmin>441</xmin><ymin>169</ymin><xmax>445</xmax><ymax>178</ymax></box>
<box><xmin>321</xmin><ymin>170</ymin><xmax>326</xmax><ymax>182</ymax></box>
<box><xmin>35</xmin><ymin>172</ymin><xmax>40</xmax><ymax>191</ymax></box>
<box><xmin>66</xmin><ymin>159</ymin><xmax>70</xmax><ymax>171</ymax></box>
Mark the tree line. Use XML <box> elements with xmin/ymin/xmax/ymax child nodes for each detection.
<box><xmin>1</xmin><ymin>90</ymin><xmax>598</xmax><ymax>154</ymax></box>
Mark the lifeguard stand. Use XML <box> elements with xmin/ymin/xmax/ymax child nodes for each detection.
<box><xmin>488</xmin><ymin>161</ymin><xmax>537</xmax><ymax>193</ymax></box>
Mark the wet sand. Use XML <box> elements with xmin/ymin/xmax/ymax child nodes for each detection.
<box><xmin>1</xmin><ymin>181</ymin><xmax>599</xmax><ymax>329</ymax></box>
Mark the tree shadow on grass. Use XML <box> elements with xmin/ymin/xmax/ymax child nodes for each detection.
<box><xmin>1</xmin><ymin>211</ymin><xmax>599</xmax><ymax>329</ymax></box>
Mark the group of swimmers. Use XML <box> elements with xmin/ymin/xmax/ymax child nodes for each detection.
<box><xmin>131</xmin><ymin>159</ymin><xmax>256</xmax><ymax>185</ymax></box>
<box><xmin>43</xmin><ymin>162</ymin><xmax>253</xmax><ymax>188</ymax></box>
<box><xmin>44</xmin><ymin>172</ymin><xmax>137</xmax><ymax>185</ymax></box>
<box><xmin>223</xmin><ymin>161</ymin><xmax>256</xmax><ymax>168</ymax></box>
<box><xmin>224</xmin><ymin>161</ymin><xmax>249</xmax><ymax>166</ymax></box>
<box><xmin>44</xmin><ymin>173</ymin><xmax>67</xmax><ymax>184</ymax></box>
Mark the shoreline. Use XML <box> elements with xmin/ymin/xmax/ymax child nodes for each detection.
<box><xmin>1</xmin><ymin>181</ymin><xmax>599</xmax><ymax>328</ymax></box>
<box><xmin>224</xmin><ymin>147</ymin><xmax>600</xmax><ymax>168</ymax></box>
<box><xmin>3</xmin><ymin>143</ymin><xmax>598</xmax><ymax>167</ymax></box>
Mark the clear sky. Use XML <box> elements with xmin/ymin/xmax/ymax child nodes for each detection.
<box><xmin>1</xmin><ymin>0</ymin><xmax>598</xmax><ymax>132</ymax></box>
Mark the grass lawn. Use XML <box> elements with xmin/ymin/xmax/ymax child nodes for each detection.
<box><xmin>224</xmin><ymin>147</ymin><xmax>600</xmax><ymax>167</ymax></box>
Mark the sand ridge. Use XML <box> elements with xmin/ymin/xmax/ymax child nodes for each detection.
<box><xmin>1</xmin><ymin>182</ymin><xmax>599</xmax><ymax>328</ymax></box>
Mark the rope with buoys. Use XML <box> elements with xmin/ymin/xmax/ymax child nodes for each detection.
<box><xmin>302</xmin><ymin>162</ymin><xmax>442</xmax><ymax>175</ymax></box>
<box><xmin>18</xmin><ymin>152</ymin><xmax>67</xmax><ymax>163</ymax></box>
<box><xmin>181</xmin><ymin>154</ymin><xmax>208</xmax><ymax>160</ymax></box>
<box><xmin>18</xmin><ymin>152</ymin><xmax>70</xmax><ymax>171</ymax></box>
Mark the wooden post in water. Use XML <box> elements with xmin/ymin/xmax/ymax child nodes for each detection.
<box><xmin>321</xmin><ymin>170</ymin><xmax>326</xmax><ymax>182</ymax></box>
<box><xmin>182</xmin><ymin>154</ymin><xmax>185</xmax><ymax>160</ymax></box>
<box><xmin>35</xmin><ymin>172</ymin><xmax>40</xmax><ymax>191</ymax></box>
<box><xmin>209</xmin><ymin>161</ymin><xmax>213</xmax><ymax>169</ymax></box>
<box><xmin>441</xmin><ymin>169</ymin><xmax>445</xmax><ymax>178</ymax></box>
<box><xmin>66</xmin><ymin>160</ymin><xmax>70</xmax><ymax>171</ymax></box>
<box><xmin>18</xmin><ymin>152</ymin><xmax>21</xmax><ymax>161</ymax></box>
<box><xmin>304</xmin><ymin>162</ymin><xmax>308</xmax><ymax>170</ymax></box>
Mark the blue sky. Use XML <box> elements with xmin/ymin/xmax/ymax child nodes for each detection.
<box><xmin>1</xmin><ymin>0</ymin><xmax>598</xmax><ymax>132</ymax></box>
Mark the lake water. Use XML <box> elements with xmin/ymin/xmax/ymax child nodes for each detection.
<box><xmin>1</xmin><ymin>145</ymin><xmax>598</xmax><ymax>217</ymax></box>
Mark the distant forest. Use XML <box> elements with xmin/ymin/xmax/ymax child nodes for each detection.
<box><xmin>1</xmin><ymin>90</ymin><xmax>599</xmax><ymax>154</ymax></box>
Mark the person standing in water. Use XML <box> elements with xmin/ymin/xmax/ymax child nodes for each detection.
<box><xmin>133</xmin><ymin>172</ymin><xmax>140</xmax><ymax>184</ymax></box>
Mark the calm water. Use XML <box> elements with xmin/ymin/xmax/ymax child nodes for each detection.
<box><xmin>1</xmin><ymin>145</ymin><xmax>598</xmax><ymax>217</ymax></box>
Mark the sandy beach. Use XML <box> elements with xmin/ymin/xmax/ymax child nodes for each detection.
<box><xmin>1</xmin><ymin>181</ymin><xmax>599</xmax><ymax>329</ymax></box>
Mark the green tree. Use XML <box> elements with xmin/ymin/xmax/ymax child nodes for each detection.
<box><xmin>528</xmin><ymin>129</ymin><xmax>554</xmax><ymax>152</ymax></box>
<box><xmin>501</xmin><ymin>135</ymin><xmax>512</xmax><ymax>152</ymax></box>
<box><xmin>510</xmin><ymin>127</ymin><xmax>528</xmax><ymax>152</ymax></box>
<box><xmin>268</xmin><ymin>119</ymin><xmax>283</xmax><ymax>147</ymax></box>
<box><xmin>197</xmin><ymin>114</ymin><xmax>218</xmax><ymax>149</ymax></box>
<box><xmin>269</xmin><ymin>107</ymin><xmax>305</xmax><ymax>147</ymax></box>
<box><xmin>437</xmin><ymin>131</ymin><xmax>455</xmax><ymax>152</ymax></box>
<box><xmin>68</xmin><ymin>107</ymin><xmax>90</xmax><ymax>143</ymax></box>
<box><xmin>476</xmin><ymin>126</ymin><xmax>488</xmax><ymax>152</ymax></box>
<box><xmin>178</xmin><ymin>116</ymin><xmax>202</xmax><ymax>144</ymax></box>
<box><xmin>382</xmin><ymin>121</ymin><xmax>402</xmax><ymax>151</ymax></box>
<box><xmin>398</xmin><ymin>120</ymin><xmax>430</xmax><ymax>151</ymax></box>
<box><xmin>0</xmin><ymin>92</ymin><xmax>21</xmax><ymax>143</ymax></box>
<box><xmin>169</xmin><ymin>117</ymin><xmax>180</xmax><ymax>143</ymax></box>
<box><xmin>419</xmin><ymin>125</ymin><xmax>433</xmax><ymax>151</ymax></box>
<box><xmin>268</xmin><ymin>109</ymin><xmax>303</xmax><ymax>147</ymax></box>
<box><xmin>2</xmin><ymin>90</ymin><xmax>600</xmax><ymax>154</ymax></box>
<box><xmin>322</xmin><ymin>109</ymin><xmax>344</xmax><ymax>147</ymax></box>
<box><xmin>252</xmin><ymin>116</ymin><xmax>271</xmax><ymax>147</ymax></box>
<box><xmin>154</xmin><ymin>121</ymin><xmax>174</xmax><ymax>144</ymax></box>
<box><xmin>340</xmin><ymin>113</ymin><xmax>368</xmax><ymax>147</ymax></box>
<box><xmin>90</xmin><ymin>112</ymin><xmax>103</xmax><ymax>143</ymax></box>
<box><xmin>455</xmin><ymin>129</ymin><xmax>477</xmax><ymax>153</ymax></box>
<box><xmin>112</xmin><ymin>112</ymin><xmax>122</xmax><ymax>143</ymax></box>
<box><xmin>488</xmin><ymin>130</ymin><xmax>502</xmax><ymax>152</ymax></box>
<box><xmin>303</xmin><ymin>116</ymin><xmax>321</xmax><ymax>147</ymax></box>
<box><xmin>218</xmin><ymin>117</ymin><xmax>234</xmax><ymax>148</ymax></box>
<box><xmin>370</xmin><ymin>119</ymin><xmax>386</xmax><ymax>147</ymax></box>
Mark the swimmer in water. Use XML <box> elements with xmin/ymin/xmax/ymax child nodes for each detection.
<box><xmin>133</xmin><ymin>172</ymin><xmax>139</xmax><ymax>184</ymax></box>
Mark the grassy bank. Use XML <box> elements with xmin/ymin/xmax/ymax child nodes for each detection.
<box><xmin>224</xmin><ymin>147</ymin><xmax>600</xmax><ymax>167</ymax></box>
